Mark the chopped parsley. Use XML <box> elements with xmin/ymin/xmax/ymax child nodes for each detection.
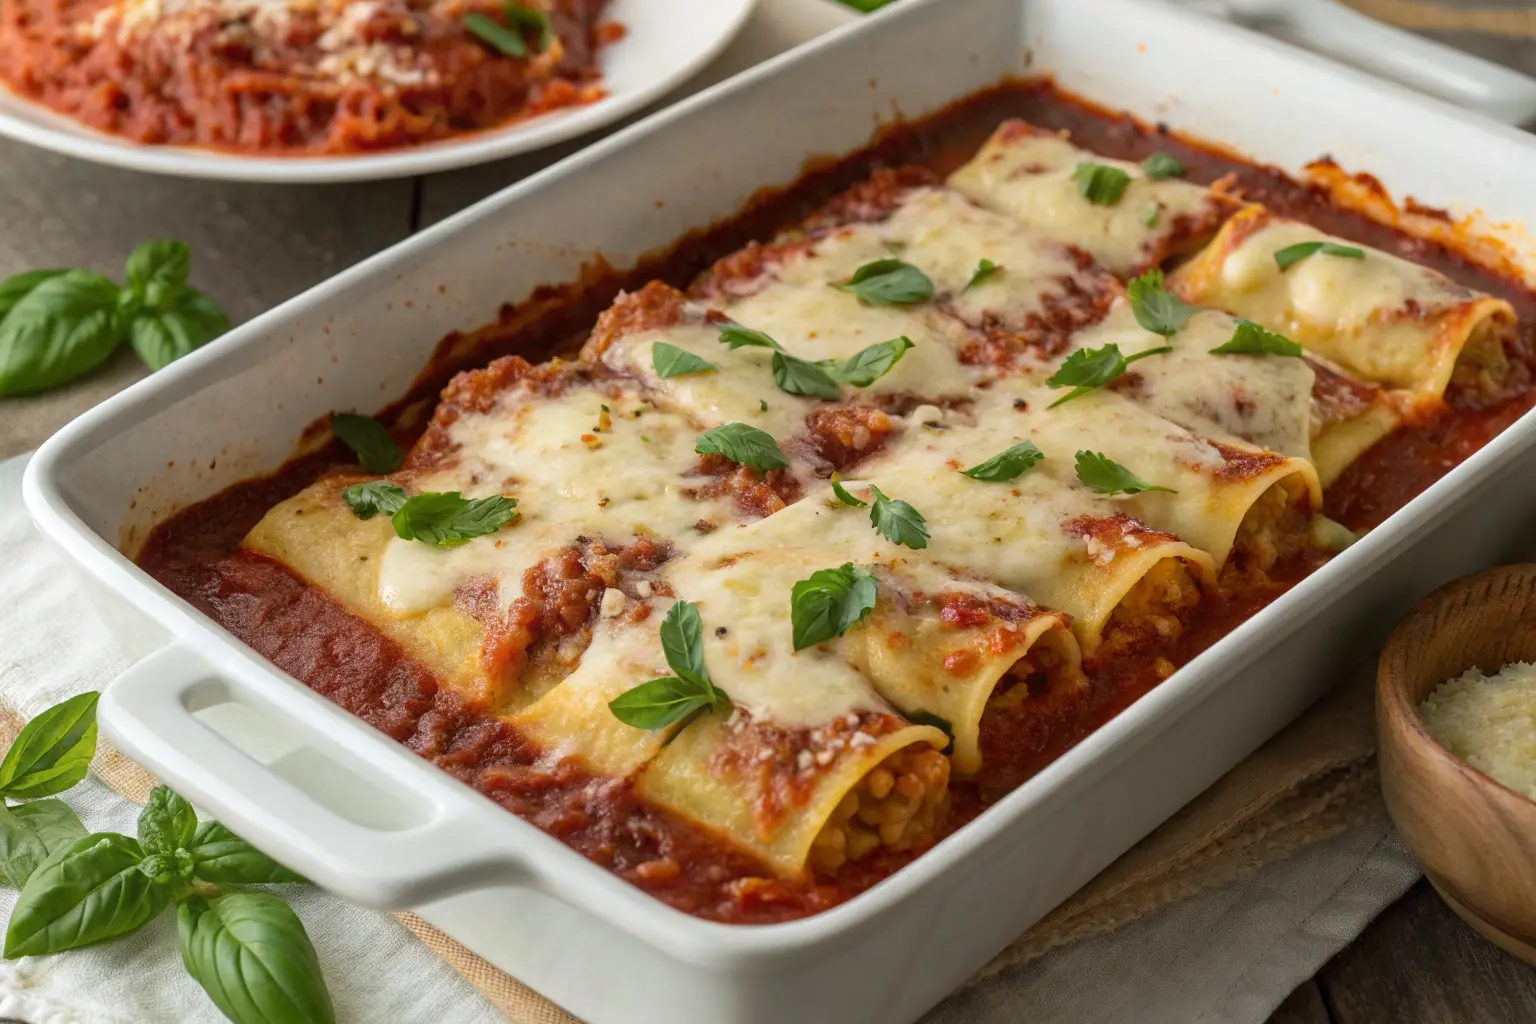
<box><xmin>1073</xmin><ymin>162</ymin><xmax>1132</xmax><ymax>206</ymax></box>
<box><xmin>1209</xmin><ymin>319</ymin><xmax>1303</xmax><ymax>357</ymax></box>
<box><xmin>1141</xmin><ymin>152</ymin><xmax>1186</xmax><ymax>180</ymax></box>
<box><xmin>1074</xmin><ymin>451</ymin><xmax>1176</xmax><ymax>496</ymax></box>
<box><xmin>1045</xmin><ymin>342</ymin><xmax>1170</xmax><ymax>408</ymax></box>
<box><xmin>961</xmin><ymin>440</ymin><xmax>1045</xmax><ymax>482</ymax></box>
<box><xmin>1126</xmin><ymin>268</ymin><xmax>1200</xmax><ymax>337</ymax></box>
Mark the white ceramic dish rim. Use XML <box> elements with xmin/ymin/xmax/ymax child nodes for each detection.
<box><xmin>23</xmin><ymin>0</ymin><xmax>1536</xmax><ymax>967</ymax></box>
<box><xmin>0</xmin><ymin>0</ymin><xmax>760</xmax><ymax>183</ymax></box>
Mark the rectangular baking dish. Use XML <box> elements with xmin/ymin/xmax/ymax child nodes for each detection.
<box><xmin>24</xmin><ymin>1</ymin><xmax>1536</xmax><ymax>1021</ymax></box>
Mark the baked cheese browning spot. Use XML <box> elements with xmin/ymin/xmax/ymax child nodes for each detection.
<box><xmin>947</xmin><ymin>120</ymin><xmax>1230</xmax><ymax>276</ymax></box>
<box><xmin>1169</xmin><ymin>206</ymin><xmax>1516</xmax><ymax>398</ymax></box>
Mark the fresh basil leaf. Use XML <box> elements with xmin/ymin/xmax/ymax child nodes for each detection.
<box><xmin>791</xmin><ymin>563</ymin><xmax>878</xmax><ymax>650</ymax></box>
<box><xmin>179</xmin><ymin>892</ymin><xmax>336</xmax><ymax>1024</ymax></box>
<box><xmin>391</xmin><ymin>492</ymin><xmax>518</xmax><ymax>548</ymax></box>
<box><xmin>904</xmin><ymin>709</ymin><xmax>955</xmax><ymax>754</ymax></box>
<box><xmin>0</xmin><ymin>691</ymin><xmax>99</xmax><ymax>799</ymax></box>
<box><xmin>1074</xmin><ymin>450</ymin><xmax>1176</xmax><ymax>496</ymax></box>
<box><xmin>1126</xmin><ymin>268</ymin><xmax>1200</xmax><ymax>337</ymax></box>
<box><xmin>129</xmin><ymin>287</ymin><xmax>229</xmax><ymax>371</ymax></box>
<box><xmin>124</xmin><ymin>239</ymin><xmax>190</xmax><ymax>308</ymax></box>
<box><xmin>1140</xmin><ymin>203</ymin><xmax>1160</xmax><ymax>228</ymax></box>
<box><xmin>137</xmin><ymin>786</ymin><xmax>198</xmax><ymax>857</ymax></box>
<box><xmin>961</xmin><ymin>440</ymin><xmax>1044</xmax><ymax>482</ymax></box>
<box><xmin>505</xmin><ymin>2</ymin><xmax>553</xmax><ymax>51</ymax></box>
<box><xmin>772</xmin><ymin>350</ymin><xmax>841</xmax><ymax>400</ymax></box>
<box><xmin>652</xmin><ymin>342</ymin><xmax>715</xmax><ymax>378</ymax></box>
<box><xmin>1141</xmin><ymin>152</ymin><xmax>1186</xmax><ymax>180</ymax></box>
<box><xmin>0</xmin><ymin>800</ymin><xmax>87</xmax><ymax>890</ymax></box>
<box><xmin>463</xmin><ymin>11</ymin><xmax>528</xmax><ymax>57</ymax></box>
<box><xmin>4</xmin><ymin>832</ymin><xmax>171</xmax><ymax>957</ymax></box>
<box><xmin>329</xmin><ymin>412</ymin><xmax>403</xmax><ymax>474</ymax></box>
<box><xmin>1072</xmin><ymin>162</ymin><xmax>1131</xmax><ymax>206</ymax></box>
<box><xmin>1045</xmin><ymin>342</ymin><xmax>1168</xmax><ymax>408</ymax></box>
<box><xmin>827</xmin><ymin>336</ymin><xmax>913</xmax><ymax>387</ymax></box>
<box><xmin>0</xmin><ymin>270</ymin><xmax>67</xmax><ymax>321</ymax></box>
<box><xmin>0</xmin><ymin>271</ymin><xmax>123</xmax><ymax>397</ymax></box>
<box><xmin>1209</xmin><ymin>319</ymin><xmax>1303</xmax><ymax>357</ymax></box>
<box><xmin>657</xmin><ymin>600</ymin><xmax>710</xmax><ymax>692</ymax></box>
<box><xmin>832</xmin><ymin>259</ymin><xmax>934</xmax><ymax>307</ymax></box>
<box><xmin>830</xmin><ymin>474</ymin><xmax>867</xmax><ymax>508</ymax></box>
<box><xmin>1273</xmin><ymin>240</ymin><xmax>1365</xmax><ymax>270</ymax></box>
<box><xmin>868</xmin><ymin>485</ymin><xmax>928</xmax><ymax>550</ymax></box>
<box><xmin>186</xmin><ymin>821</ymin><xmax>306</xmax><ymax>886</ymax></box>
<box><xmin>341</xmin><ymin>480</ymin><xmax>408</xmax><ymax>520</ymax></box>
<box><xmin>964</xmin><ymin>259</ymin><xmax>1001</xmax><ymax>292</ymax></box>
<box><xmin>608</xmin><ymin>675</ymin><xmax>726</xmax><ymax>732</ymax></box>
<box><xmin>695</xmin><ymin>422</ymin><xmax>790</xmax><ymax>472</ymax></box>
<box><xmin>717</xmin><ymin>323</ymin><xmax>779</xmax><ymax>350</ymax></box>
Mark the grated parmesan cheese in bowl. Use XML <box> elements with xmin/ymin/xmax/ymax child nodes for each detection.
<box><xmin>1419</xmin><ymin>661</ymin><xmax>1536</xmax><ymax>800</ymax></box>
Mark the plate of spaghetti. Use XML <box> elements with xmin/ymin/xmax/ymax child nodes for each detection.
<box><xmin>0</xmin><ymin>0</ymin><xmax>760</xmax><ymax>181</ymax></box>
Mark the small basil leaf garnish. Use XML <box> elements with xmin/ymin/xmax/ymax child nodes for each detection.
<box><xmin>652</xmin><ymin>341</ymin><xmax>716</xmax><ymax>378</ymax></box>
<box><xmin>1126</xmin><ymin>268</ymin><xmax>1200</xmax><ymax>337</ymax></box>
<box><xmin>1140</xmin><ymin>203</ymin><xmax>1160</xmax><ymax>228</ymax></box>
<box><xmin>961</xmin><ymin>440</ymin><xmax>1044</xmax><ymax>482</ymax></box>
<box><xmin>505</xmin><ymin>2</ymin><xmax>553</xmax><ymax>51</ymax></box>
<box><xmin>1209</xmin><ymin>319</ymin><xmax>1303</xmax><ymax>357</ymax></box>
<box><xmin>868</xmin><ymin>484</ymin><xmax>929</xmax><ymax>550</ymax></box>
<box><xmin>178</xmin><ymin>892</ymin><xmax>336</xmax><ymax>1024</ymax></box>
<box><xmin>1072</xmin><ymin>162</ymin><xmax>1132</xmax><ymax>206</ymax></box>
<box><xmin>695</xmin><ymin>422</ymin><xmax>790</xmax><ymax>473</ymax></box>
<box><xmin>832</xmin><ymin>259</ymin><xmax>935</xmax><ymax>307</ymax></box>
<box><xmin>964</xmin><ymin>259</ymin><xmax>1001</xmax><ymax>291</ymax></box>
<box><xmin>830</xmin><ymin>474</ymin><xmax>868</xmax><ymax>508</ymax></box>
<box><xmin>1074</xmin><ymin>450</ymin><xmax>1176</xmax><ymax>496</ymax></box>
<box><xmin>391</xmin><ymin>492</ymin><xmax>518</xmax><ymax>548</ymax></box>
<box><xmin>904</xmin><ymin>709</ymin><xmax>955</xmax><ymax>754</ymax></box>
<box><xmin>186</xmin><ymin>820</ymin><xmax>307</xmax><ymax>886</ymax></box>
<box><xmin>0</xmin><ymin>800</ymin><xmax>87</xmax><ymax>890</ymax></box>
<box><xmin>463</xmin><ymin>3</ymin><xmax>550</xmax><ymax>59</ymax></box>
<box><xmin>0</xmin><ymin>691</ymin><xmax>98</xmax><ymax>800</ymax></box>
<box><xmin>718</xmin><ymin>324</ymin><xmax>779</xmax><ymax>350</ymax></box>
<box><xmin>609</xmin><ymin>602</ymin><xmax>730</xmax><ymax>735</ymax></box>
<box><xmin>329</xmin><ymin>412</ymin><xmax>403</xmax><ymax>474</ymax></box>
<box><xmin>4</xmin><ymin>833</ymin><xmax>172</xmax><ymax>957</ymax></box>
<box><xmin>1273</xmin><ymin>240</ymin><xmax>1366</xmax><ymax>271</ymax></box>
<box><xmin>341</xmin><ymin>480</ymin><xmax>408</xmax><ymax>520</ymax></box>
<box><xmin>825</xmin><ymin>336</ymin><xmax>913</xmax><ymax>387</ymax></box>
<box><xmin>791</xmin><ymin>563</ymin><xmax>878</xmax><ymax>650</ymax></box>
<box><xmin>773</xmin><ymin>351</ymin><xmax>841</xmax><ymax>400</ymax></box>
<box><xmin>137</xmin><ymin>786</ymin><xmax>198</xmax><ymax>858</ymax></box>
<box><xmin>1141</xmin><ymin>152</ymin><xmax>1186</xmax><ymax>180</ymax></box>
<box><xmin>1044</xmin><ymin>342</ymin><xmax>1170</xmax><ymax>408</ymax></box>
<box><xmin>0</xmin><ymin>271</ymin><xmax>122</xmax><ymax>397</ymax></box>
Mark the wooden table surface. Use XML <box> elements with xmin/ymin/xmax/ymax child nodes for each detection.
<box><xmin>4</xmin><ymin>0</ymin><xmax>1536</xmax><ymax>1020</ymax></box>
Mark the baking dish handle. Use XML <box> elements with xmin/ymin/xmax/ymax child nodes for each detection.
<box><xmin>99</xmin><ymin>642</ymin><xmax>537</xmax><ymax>910</ymax></box>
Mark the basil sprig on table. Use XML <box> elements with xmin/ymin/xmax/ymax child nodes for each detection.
<box><xmin>791</xmin><ymin>563</ymin><xmax>878</xmax><ymax>650</ymax></box>
<box><xmin>0</xmin><ymin>693</ymin><xmax>333</xmax><ymax>1024</ymax></box>
<box><xmin>1074</xmin><ymin>450</ymin><xmax>1176</xmax><ymax>497</ymax></box>
<box><xmin>0</xmin><ymin>240</ymin><xmax>228</xmax><ymax>396</ymax></box>
<box><xmin>341</xmin><ymin>480</ymin><xmax>520</xmax><ymax>547</ymax></box>
<box><xmin>609</xmin><ymin>601</ymin><xmax>731</xmax><ymax>739</ymax></box>
<box><xmin>1273</xmin><ymin>240</ymin><xmax>1365</xmax><ymax>271</ymax></box>
<box><xmin>463</xmin><ymin>2</ymin><xmax>553</xmax><ymax>58</ymax></box>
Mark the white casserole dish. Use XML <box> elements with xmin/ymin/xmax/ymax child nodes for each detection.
<box><xmin>24</xmin><ymin>1</ymin><xmax>1536</xmax><ymax>1021</ymax></box>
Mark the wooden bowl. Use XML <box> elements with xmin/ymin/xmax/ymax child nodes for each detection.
<box><xmin>1378</xmin><ymin>564</ymin><xmax>1536</xmax><ymax>965</ymax></box>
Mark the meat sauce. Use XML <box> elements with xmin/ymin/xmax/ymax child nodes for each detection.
<box><xmin>137</xmin><ymin>79</ymin><xmax>1536</xmax><ymax>924</ymax></box>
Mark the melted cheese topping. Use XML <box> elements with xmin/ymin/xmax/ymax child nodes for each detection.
<box><xmin>1065</xmin><ymin>301</ymin><xmax>1317</xmax><ymax>460</ymax></box>
<box><xmin>376</xmin><ymin>381</ymin><xmax>734</xmax><ymax>616</ymax></box>
<box><xmin>1176</xmin><ymin>210</ymin><xmax>1514</xmax><ymax>394</ymax></box>
<box><xmin>947</xmin><ymin>130</ymin><xmax>1216</xmax><ymax>275</ymax></box>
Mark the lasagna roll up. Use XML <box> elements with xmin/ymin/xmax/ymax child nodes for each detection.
<box><xmin>1170</xmin><ymin>207</ymin><xmax>1516</xmax><ymax>399</ymax></box>
<box><xmin>513</xmin><ymin>546</ymin><xmax>955</xmax><ymax>879</ymax></box>
<box><xmin>947</xmin><ymin>121</ymin><xmax>1231</xmax><ymax>276</ymax></box>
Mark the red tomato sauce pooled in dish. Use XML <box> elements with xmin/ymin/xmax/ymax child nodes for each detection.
<box><xmin>0</xmin><ymin>0</ymin><xmax>616</xmax><ymax>154</ymax></box>
<box><xmin>136</xmin><ymin>80</ymin><xmax>1536</xmax><ymax>923</ymax></box>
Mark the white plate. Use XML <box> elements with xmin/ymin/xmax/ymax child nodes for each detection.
<box><xmin>0</xmin><ymin>0</ymin><xmax>761</xmax><ymax>183</ymax></box>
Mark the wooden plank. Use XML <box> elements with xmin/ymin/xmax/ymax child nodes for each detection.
<box><xmin>0</xmin><ymin>138</ymin><xmax>414</xmax><ymax>456</ymax></box>
<box><xmin>1266</xmin><ymin>981</ymin><xmax>1333</xmax><ymax>1024</ymax></box>
<box><xmin>416</xmin><ymin>0</ymin><xmax>858</xmax><ymax>225</ymax></box>
<box><xmin>1321</xmin><ymin>881</ymin><xmax>1536</xmax><ymax>1024</ymax></box>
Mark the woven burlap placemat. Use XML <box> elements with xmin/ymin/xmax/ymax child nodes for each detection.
<box><xmin>2</xmin><ymin>661</ymin><xmax>1381</xmax><ymax>1021</ymax></box>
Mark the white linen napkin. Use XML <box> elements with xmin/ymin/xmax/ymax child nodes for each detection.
<box><xmin>0</xmin><ymin>449</ymin><xmax>1422</xmax><ymax>1023</ymax></box>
